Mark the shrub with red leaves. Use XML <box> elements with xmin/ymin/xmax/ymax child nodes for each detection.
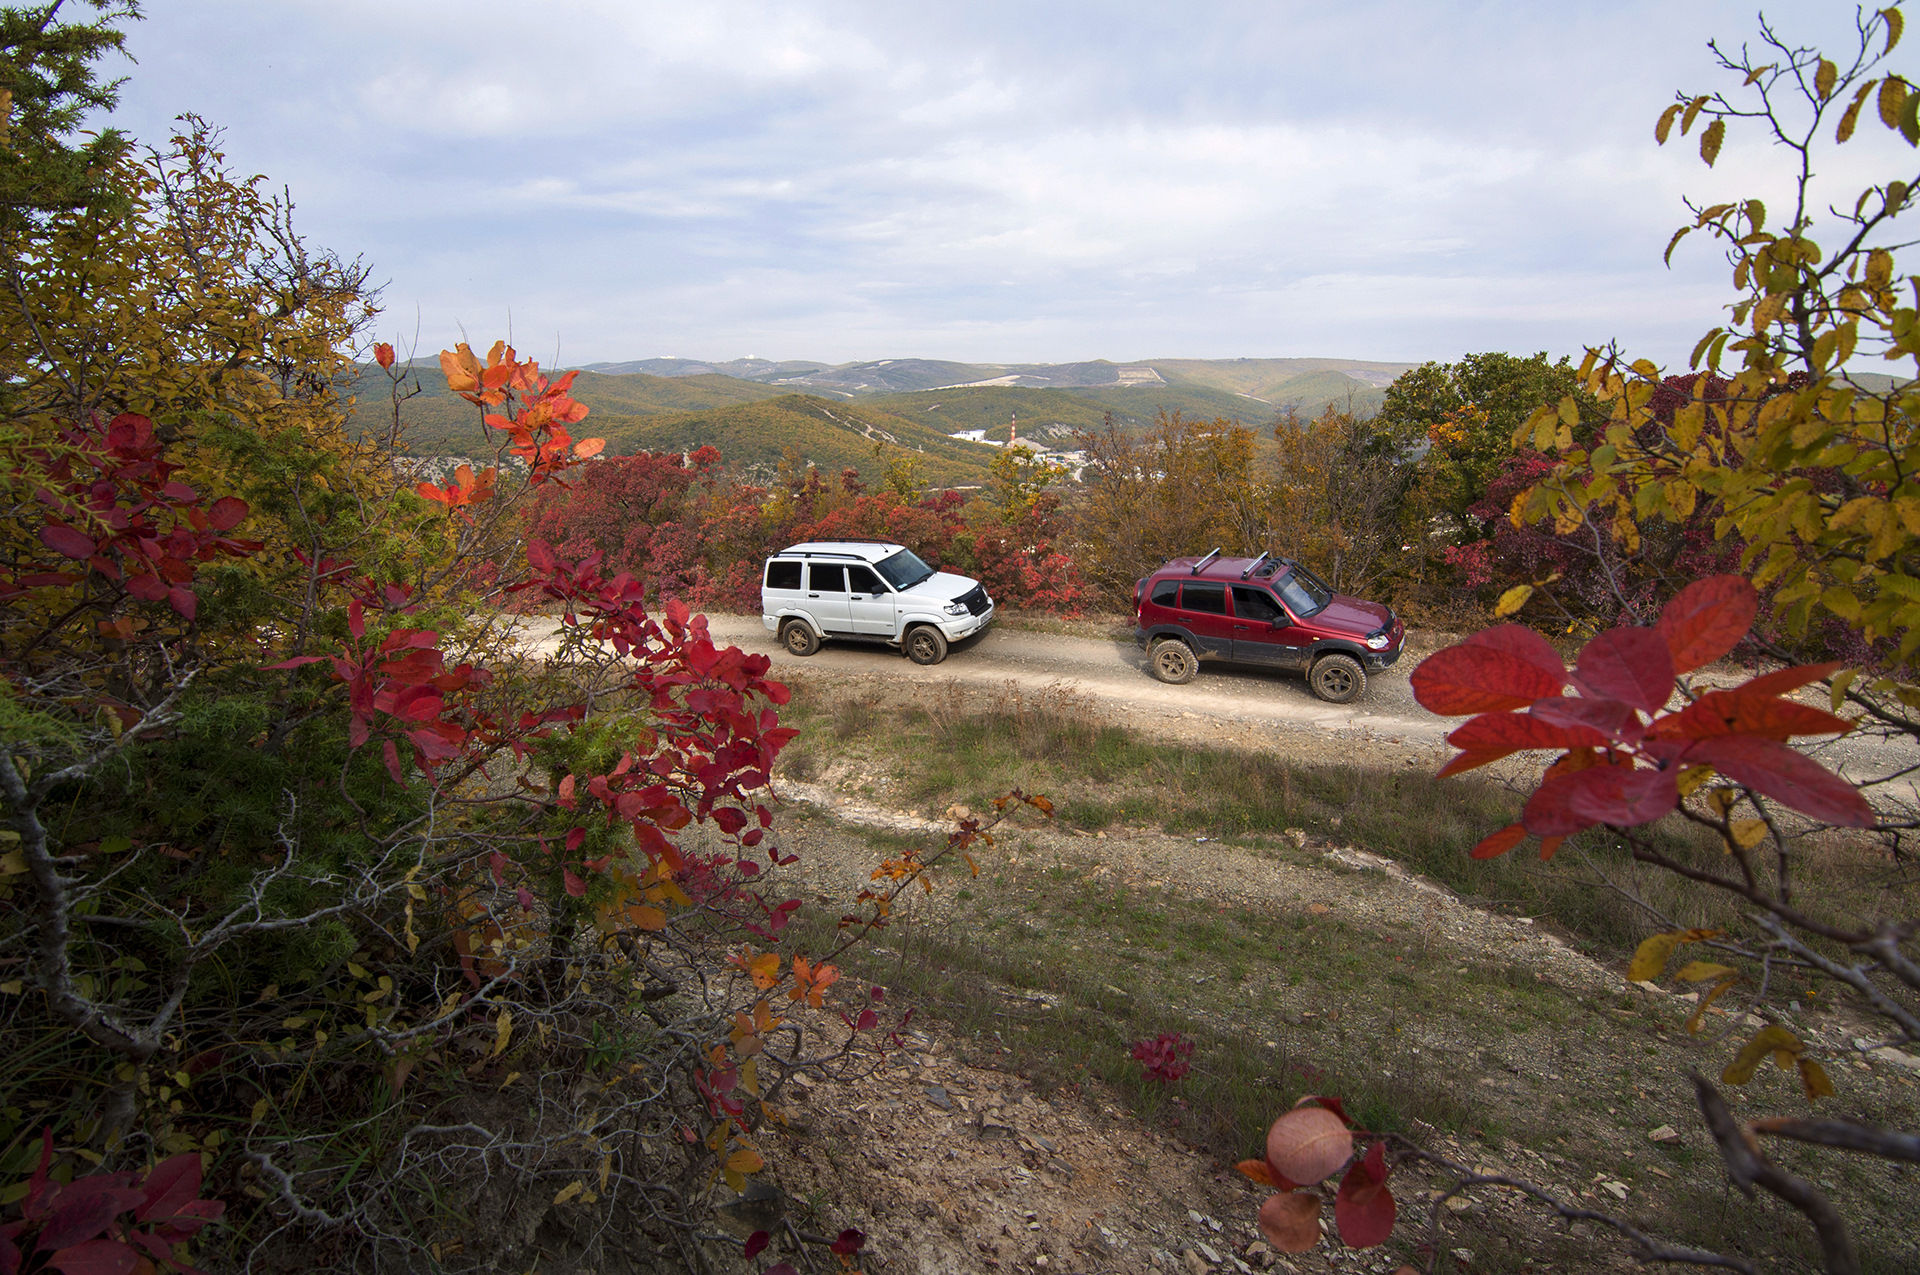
<box><xmin>1130</xmin><ymin>1031</ymin><xmax>1195</xmax><ymax>1084</ymax></box>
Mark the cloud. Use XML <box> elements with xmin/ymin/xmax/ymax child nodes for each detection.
<box><xmin>105</xmin><ymin>0</ymin><xmax>1913</xmax><ymax>365</ymax></box>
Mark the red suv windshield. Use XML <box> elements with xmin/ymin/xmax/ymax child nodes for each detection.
<box><xmin>1274</xmin><ymin>566</ymin><xmax>1332</xmax><ymax>618</ymax></box>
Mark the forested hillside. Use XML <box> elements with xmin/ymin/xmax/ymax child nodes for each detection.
<box><xmin>616</xmin><ymin>393</ymin><xmax>996</xmax><ymax>485</ymax></box>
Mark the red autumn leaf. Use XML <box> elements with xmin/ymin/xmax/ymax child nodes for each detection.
<box><xmin>375</xmin><ymin>342</ymin><xmax>396</xmax><ymax>369</ymax></box>
<box><xmin>1265</xmin><ymin>1105</ymin><xmax>1352</xmax><ymax>1186</ymax></box>
<box><xmin>1736</xmin><ymin>661</ymin><xmax>1843</xmax><ymax>698</ymax></box>
<box><xmin>40</xmin><ymin>523</ymin><xmax>96</xmax><ymax>559</ymax></box>
<box><xmin>207</xmin><ymin>496</ymin><xmax>249</xmax><ymax>531</ymax></box>
<box><xmin>1684</xmin><ymin>736</ymin><xmax>1875</xmax><ymax>827</ymax></box>
<box><xmin>1464</xmin><ymin>623</ymin><xmax>1567</xmax><ymax>679</ymax></box>
<box><xmin>744</xmin><ymin>1231</ymin><xmax>769</xmax><ymax>1259</ymax></box>
<box><xmin>42</xmin><ymin>1240</ymin><xmax>138</xmax><ymax>1275</ymax></box>
<box><xmin>1235</xmin><ymin>1158</ymin><xmax>1282</xmax><ymax>1187</ymax></box>
<box><xmin>167</xmin><ymin>586</ymin><xmax>196</xmax><ymax>620</ymax></box>
<box><xmin>1656</xmin><ymin>575</ymin><xmax>1758</xmax><ymax>673</ymax></box>
<box><xmin>1529</xmin><ymin>695</ymin><xmax>1645</xmax><ymax>741</ymax></box>
<box><xmin>1523</xmin><ymin>764</ymin><xmax>1678</xmax><ymax>835</ymax></box>
<box><xmin>1571</xmin><ymin>627</ymin><xmax>1674</xmax><ymax>713</ymax></box>
<box><xmin>714</xmin><ymin>807</ymin><xmax>749</xmax><ymax>835</ymax></box>
<box><xmin>564</xmin><ymin>869</ymin><xmax>587</xmax><ymax>897</ymax></box>
<box><xmin>1538</xmin><ymin>834</ymin><xmax>1566</xmax><ymax>860</ymax></box>
<box><xmin>135</xmin><ymin>1152</ymin><xmax>203</xmax><ymax>1224</ymax></box>
<box><xmin>1647</xmin><ymin>690</ymin><xmax>1852</xmax><ymax>742</ymax></box>
<box><xmin>830</xmin><ymin>1228</ymin><xmax>866</xmax><ymax>1256</ymax></box>
<box><xmin>1470</xmin><ymin>822</ymin><xmax>1526</xmax><ymax>860</ymax></box>
<box><xmin>1447</xmin><ymin>713</ymin><xmax>1607</xmax><ymax>754</ymax></box>
<box><xmin>40</xmin><ymin>1184</ymin><xmax>145</xmax><ymax>1248</ymax></box>
<box><xmin>1411</xmin><ymin>643</ymin><xmax>1566</xmax><ymax>715</ymax></box>
<box><xmin>382</xmin><ymin>739</ymin><xmax>406</xmax><ymax>784</ymax></box>
<box><xmin>1257</xmin><ymin>1190</ymin><xmax>1322</xmax><ymax>1254</ymax></box>
<box><xmin>1334</xmin><ymin>1146</ymin><xmax>1395</xmax><ymax>1248</ymax></box>
<box><xmin>1435</xmin><ymin>748</ymin><xmax>1512</xmax><ymax>778</ymax></box>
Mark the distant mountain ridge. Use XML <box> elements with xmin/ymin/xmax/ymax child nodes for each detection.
<box><xmin>350</xmin><ymin>353</ymin><xmax>1422</xmax><ymax>488</ymax></box>
<box><xmin>579</xmin><ymin>355</ymin><xmax>1417</xmax><ymax>405</ymax></box>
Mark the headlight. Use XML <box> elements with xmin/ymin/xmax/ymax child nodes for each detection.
<box><xmin>1366</xmin><ymin>633</ymin><xmax>1391</xmax><ymax>650</ymax></box>
<box><xmin>944</xmin><ymin>602</ymin><xmax>968</xmax><ymax>616</ymax></box>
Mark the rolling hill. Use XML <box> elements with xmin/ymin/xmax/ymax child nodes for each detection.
<box><xmin>344</xmin><ymin>364</ymin><xmax>786</xmax><ymax>455</ymax></box>
<box><xmin>610</xmin><ymin>394</ymin><xmax>996</xmax><ymax>487</ymax></box>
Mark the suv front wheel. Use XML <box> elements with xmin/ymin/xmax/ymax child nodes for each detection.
<box><xmin>1148</xmin><ymin>639</ymin><xmax>1197</xmax><ymax>685</ymax></box>
<box><xmin>904</xmin><ymin>625</ymin><xmax>949</xmax><ymax>665</ymax></box>
<box><xmin>1309</xmin><ymin>653</ymin><xmax>1364</xmax><ymax>703</ymax></box>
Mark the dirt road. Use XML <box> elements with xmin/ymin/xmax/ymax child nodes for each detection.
<box><xmin>697</xmin><ymin>615</ymin><xmax>1455</xmax><ymax>758</ymax></box>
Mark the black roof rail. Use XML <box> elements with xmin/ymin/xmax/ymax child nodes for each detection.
<box><xmin>1240</xmin><ymin>550</ymin><xmax>1270</xmax><ymax>580</ymax></box>
<box><xmin>1190</xmin><ymin>547</ymin><xmax>1221</xmax><ymax>575</ymax></box>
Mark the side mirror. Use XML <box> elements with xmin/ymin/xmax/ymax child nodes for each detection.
<box><xmin>1270</xmin><ymin>618</ymin><xmax>1285</xmax><ymax>629</ymax></box>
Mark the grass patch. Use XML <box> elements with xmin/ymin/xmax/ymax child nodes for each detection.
<box><xmin>775</xmin><ymin>679</ymin><xmax>1744</xmax><ymax>960</ymax></box>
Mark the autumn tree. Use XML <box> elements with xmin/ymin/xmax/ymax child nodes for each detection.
<box><xmin>1260</xmin><ymin>10</ymin><xmax>1920</xmax><ymax>1274</ymax></box>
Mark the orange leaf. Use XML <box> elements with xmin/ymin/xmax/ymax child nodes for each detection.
<box><xmin>1258</xmin><ymin>1190</ymin><xmax>1322</xmax><ymax>1253</ymax></box>
<box><xmin>1470</xmin><ymin>823</ymin><xmax>1525</xmax><ymax>860</ymax></box>
<box><xmin>574</xmin><ymin>437</ymin><xmax>606</xmax><ymax>459</ymax></box>
<box><xmin>749</xmin><ymin>953</ymin><xmax>781</xmax><ymax>990</ymax></box>
<box><xmin>725</xmin><ymin>1147</ymin><xmax>765</xmax><ymax>1174</ymax></box>
<box><xmin>1236</xmin><ymin>1159</ymin><xmax>1277</xmax><ymax>1186</ymax></box>
<box><xmin>625</xmin><ymin>903</ymin><xmax>667</xmax><ymax>931</ymax></box>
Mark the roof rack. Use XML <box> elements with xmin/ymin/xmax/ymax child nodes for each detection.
<box><xmin>1240</xmin><ymin>550</ymin><xmax>1270</xmax><ymax>580</ymax></box>
<box><xmin>1189</xmin><ymin>547</ymin><xmax>1221</xmax><ymax>575</ymax></box>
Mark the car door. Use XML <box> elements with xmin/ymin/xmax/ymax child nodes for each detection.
<box><xmin>1231</xmin><ymin>584</ymin><xmax>1306</xmax><ymax>667</ymax></box>
<box><xmin>1176</xmin><ymin>581</ymin><xmax>1234</xmax><ymax>657</ymax></box>
<box><xmin>845</xmin><ymin>563</ymin><xmax>896</xmax><ymax>635</ymax></box>
<box><xmin>806</xmin><ymin>562</ymin><xmax>854</xmax><ymax>633</ymax></box>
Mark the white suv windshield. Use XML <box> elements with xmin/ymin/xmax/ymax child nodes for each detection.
<box><xmin>875</xmin><ymin>549</ymin><xmax>935</xmax><ymax>590</ymax></box>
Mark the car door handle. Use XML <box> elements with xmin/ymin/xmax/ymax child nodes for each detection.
<box><xmin>1233</xmin><ymin>624</ymin><xmax>1249</xmax><ymax>631</ymax></box>
<box><xmin>808</xmin><ymin>593</ymin><xmax>820</xmax><ymax>598</ymax></box>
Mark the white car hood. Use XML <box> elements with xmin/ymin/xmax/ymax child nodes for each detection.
<box><xmin>896</xmin><ymin>571</ymin><xmax>978</xmax><ymax>604</ymax></box>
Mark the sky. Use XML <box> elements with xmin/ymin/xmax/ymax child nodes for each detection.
<box><xmin>104</xmin><ymin>1</ymin><xmax>1914</xmax><ymax>369</ymax></box>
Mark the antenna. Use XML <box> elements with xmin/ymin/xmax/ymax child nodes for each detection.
<box><xmin>1190</xmin><ymin>547</ymin><xmax>1221</xmax><ymax>575</ymax></box>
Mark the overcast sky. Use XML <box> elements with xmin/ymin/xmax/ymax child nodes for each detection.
<box><xmin>105</xmin><ymin>1</ymin><xmax>1910</xmax><ymax>368</ymax></box>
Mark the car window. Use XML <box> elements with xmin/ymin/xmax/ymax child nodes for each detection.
<box><xmin>875</xmin><ymin>549</ymin><xmax>935</xmax><ymax>590</ymax></box>
<box><xmin>809</xmin><ymin>563</ymin><xmax>847</xmax><ymax>592</ymax></box>
<box><xmin>1181</xmin><ymin>582</ymin><xmax>1226</xmax><ymax>614</ymax></box>
<box><xmin>1150</xmin><ymin>579</ymin><xmax>1179</xmax><ymax>606</ymax></box>
<box><xmin>847</xmin><ymin>565</ymin><xmax>883</xmax><ymax>594</ymax></box>
<box><xmin>1232</xmin><ymin>585</ymin><xmax>1285</xmax><ymax>624</ymax></box>
<box><xmin>765</xmin><ymin>560</ymin><xmax>801</xmax><ymax>590</ymax></box>
<box><xmin>1274</xmin><ymin>568</ymin><xmax>1331</xmax><ymax>617</ymax></box>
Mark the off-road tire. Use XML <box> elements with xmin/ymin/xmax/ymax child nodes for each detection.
<box><xmin>781</xmin><ymin>620</ymin><xmax>821</xmax><ymax>657</ymax></box>
<box><xmin>1309</xmin><ymin>652</ymin><xmax>1364</xmax><ymax>703</ymax></box>
<box><xmin>905</xmin><ymin>625</ymin><xmax>949</xmax><ymax>666</ymax></box>
<box><xmin>1149</xmin><ymin>639</ymin><xmax>1198</xmax><ymax>685</ymax></box>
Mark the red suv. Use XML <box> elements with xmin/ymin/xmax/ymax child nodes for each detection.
<box><xmin>1132</xmin><ymin>550</ymin><xmax>1405</xmax><ymax>702</ymax></box>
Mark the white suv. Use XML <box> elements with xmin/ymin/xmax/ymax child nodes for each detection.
<box><xmin>761</xmin><ymin>541</ymin><xmax>994</xmax><ymax>665</ymax></box>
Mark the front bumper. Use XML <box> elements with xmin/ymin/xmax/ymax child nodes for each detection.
<box><xmin>1364</xmin><ymin>644</ymin><xmax>1404</xmax><ymax>672</ymax></box>
<box><xmin>947</xmin><ymin>601</ymin><xmax>995</xmax><ymax>640</ymax></box>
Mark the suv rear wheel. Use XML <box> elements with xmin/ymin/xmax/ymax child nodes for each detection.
<box><xmin>1309</xmin><ymin>652</ymin><xmax>1364</xmax><ymax>703</ymax></box>
<box><xmin>905</xmin><ymin>625</ymin><xmax>948</xmax><ymax>665</ymax></box>
<box><xmin>1148</xmin><ymin>639</ymin><xmax>1197</xmax><ymax>685</ymax></box>
<box><xmin>781</xmin><ymin>620</ymin><xmax>821</xmax><ymax>657</ymax></box>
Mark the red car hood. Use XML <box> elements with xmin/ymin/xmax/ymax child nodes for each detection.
<box><xmin>1316</xmin><ymin>595</ymin><xmax>1391</xmax><ymax>634</ymax></box>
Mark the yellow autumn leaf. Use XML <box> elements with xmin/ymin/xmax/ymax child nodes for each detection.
<box><xmin>491</xmin><ymin>1009</ymin><xmax>514</xmax><ymax>1058</ymax></box>
<box><xmin>1674</xmin><ymin>961</ymin><xmax>1738</xmax><ymax>982</ymax></box>
<box><xmin>1686</xmin><ymin>974</ymin><xmax>1741</xmax><ymax>1035</ymax></box>
<box><xmin>626</xmin><ymin>903</ymin><xmax>668</xmax><ymax>931</ymax></box>
<box><xmin>553</xmin><ymin>1180</ymin><xmax>585</xmax><ymax>1205</ymax></box>
<box><xmin>1628</xmin><ymin>933</ymin><xmax>1683</xmax><ymax>983</ymax></box>
<box><xmin>1728</xmin><ymin>819</ymin><xmax>1768</xmax><ymax>850</ymax></box>
<box><xmin>725</xmin><ymin>1147</ymin><xmax>765</xmax><ymax>1175</ymax></box>
<box><xmin>1723</xmin><ymin>1025</ymin><xmax>1803</xmax><ymax>1085</ymax></box>
<box><xmin>1675</xmin><ymin>765</ymin><xmax>1714</xmax><ymax>796</ymax></box>
<box><xmin>749</xmin><ymin>953</ymin><xmax>781</xmax><ymax>990</ymax></box>
<box><xmin>1494</xmin><ymin>584</ymin><xmax>1533</xmax><ymax>618</ymax></box>
<box><xmin>1797</xmin><ymin>1057</ymin><xmax>1836</xmax><ymax>1101</ymax></box>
